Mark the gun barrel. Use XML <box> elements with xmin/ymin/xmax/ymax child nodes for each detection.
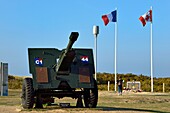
<box><xmin>65</xmin><ymin>32</ymin><xmax>79</xmax><ymax>53</ymax></box>
<box><xmin>56</xmin><ymin>32</ymin><xmax>79</xmax><ymax>74</ymax></box>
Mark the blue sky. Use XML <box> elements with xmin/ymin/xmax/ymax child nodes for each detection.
<box><xmin>0</xmin><ymin>0</ymin><xmax>169</xmax><ymax>78</ymax></box>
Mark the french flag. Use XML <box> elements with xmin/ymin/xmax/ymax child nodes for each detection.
<box><xmin>102</xmin><ymin>10</ymin><xmax>117</xmax><ymax>26</ymax></box>
<box><xmin>139</xmin><ymin>10</ymin><xmax>152</xmax><ymax>27</ymax></box>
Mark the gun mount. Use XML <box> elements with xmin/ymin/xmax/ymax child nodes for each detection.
<box><xmin>22</xmin><ymin>32</ymin><xmax>98</xmax><ymax>109</ymax></box>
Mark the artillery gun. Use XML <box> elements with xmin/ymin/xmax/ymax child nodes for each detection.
<box><xmin>21</xmin><ymin>32</ymin><xmax>98</xmax><ymax>108</ymax></box>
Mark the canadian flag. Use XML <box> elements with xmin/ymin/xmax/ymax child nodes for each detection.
<box><xmin>139</xmin><ymin>10</ymin><xmax>152</xmax><ymax>26</ymax></box>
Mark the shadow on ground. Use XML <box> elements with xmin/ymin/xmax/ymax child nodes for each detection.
<box><xmin>97</xmin><ymin>106</ymin><xmax>168</xmax><ymax>113</ymax></box>
<box><xmin>25</xmin><ymin>105</ymin><xmax>169</xmax><ymax>113</ymax></box>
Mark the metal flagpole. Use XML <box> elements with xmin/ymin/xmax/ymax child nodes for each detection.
<box><xmin>95</xmin><ymin>35</ymin><xmax>97</xmax><ymax>80</ymax></box>
<box><xmin>114</xmin><ymin>8</ymin><xmax>117</xmax><ymax>92</ymax></box>
<box><xmin>150</xmin><ymin>6</ymin><xmax>153</xmax><ymax>92</ymax></box>
<box><xmin>93</xmin><ymin>26</ymin><xmax>99</xmax><ymax>81</ymax></box>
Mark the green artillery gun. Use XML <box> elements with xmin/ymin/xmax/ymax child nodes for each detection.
<box><xmin>21</xmin><ymin>32</ymin><xmax>98</xmax><ymax>109</ymax></box>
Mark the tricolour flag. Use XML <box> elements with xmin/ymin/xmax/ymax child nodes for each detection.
<box><xmin>81</xmin><ymin>56</ymin><xmax>89</xmax><ymax>64</ymax></box>
<box><xmin>102</xmin><ymin>10</ymin><xmax>117</xmax><ymax>26</ymax></box>
<box><xmin>139</xmin><ymin>10</ymin><xmax>152</xmax><ymax>26</ymax></box>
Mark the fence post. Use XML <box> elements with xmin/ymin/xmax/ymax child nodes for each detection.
<box><xmin>108</xmin><ymin>81</ymin><xmax>110</xmax><ymax>91</ymax></box>
<box><xmin>163</xmin><ymin>83</ymin><xmax>165</xmax><ymax>93</ymax></box>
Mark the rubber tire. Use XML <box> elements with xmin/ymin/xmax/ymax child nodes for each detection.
<box><xmin>21</xmin><ymin>78</ymin><xmax>34</xmax><ymax>109</ymax></box>
<box><xmin>84</xmin><ymin>78</ymin><xmax>98</xmax><ymax>108</ymax></box>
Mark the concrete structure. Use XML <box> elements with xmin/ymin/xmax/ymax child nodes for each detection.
<box><xmin>127</xmin><ymin>81</ymin><xmax>141</xmax><ymax>91</ymax></box>
<box><xmin>0</xmin><ymin>62</ymin><xmax>8</xmax><ymax>96</ymax></box>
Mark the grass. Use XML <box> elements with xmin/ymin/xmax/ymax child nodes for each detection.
<box><xmin>0</xmin><ymin>90</ymin><xmax>170</xmax><ymax>113</ymax></box>
<box><xmin>97</xmin><ymin>92</ymin><xmax>170</xmax><ymax>112</ymax></box>
<box><xmin>0</xmin><ymin>89</ymin><xmax>21</xmax><ymax>106</ymax></box>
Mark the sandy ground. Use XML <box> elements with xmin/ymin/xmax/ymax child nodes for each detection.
<box><xmin>0</xmin><ymin>105</ymin><xmax>152</xmax><ymax>113</ymax></box>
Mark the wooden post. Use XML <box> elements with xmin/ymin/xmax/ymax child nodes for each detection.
<box><xmin>108</xmin><ymin>81</ymin><xmax>110</xmax><ymax>91</ymax></box>
<box><xmin>163</xmin><ymin>83</ymin><xmax>165</xmax><ymax>93</ymax></box>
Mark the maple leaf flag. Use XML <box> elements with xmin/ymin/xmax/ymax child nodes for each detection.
<box><xmin>139</xmin><ymin>10</ymin><xmax>152</xmax><ymax>26</ymax></box>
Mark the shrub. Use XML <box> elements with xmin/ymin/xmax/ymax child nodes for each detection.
<box><xmin>8</xmin><ymin>75</ymin><xmax>23</xmax><ymax>89</ymax></box>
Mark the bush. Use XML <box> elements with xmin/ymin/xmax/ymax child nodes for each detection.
<box><xmin>7</xmin><ymin>74</ymin><xmax>170</xmax><ymax>92</ymax></box>
<box><xmin>8</xmin><ymin>75</ymin><xmax>23</xmax><ymax>89</ymax></box>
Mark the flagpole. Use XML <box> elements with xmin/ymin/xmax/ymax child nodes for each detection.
<box><xmin>114</xmin><ymin>8</ymin><xmax>117</xmax><ymax>92</ymax></box>
<box><xmin>150</xmin><ymin>6</ymin><xmax>153</xmax><ymax>92</ymax></box>
<box><xmin>93</xmin><ymin>26</ymin><xmax>99</xmax><ymax>81</ymax></box>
